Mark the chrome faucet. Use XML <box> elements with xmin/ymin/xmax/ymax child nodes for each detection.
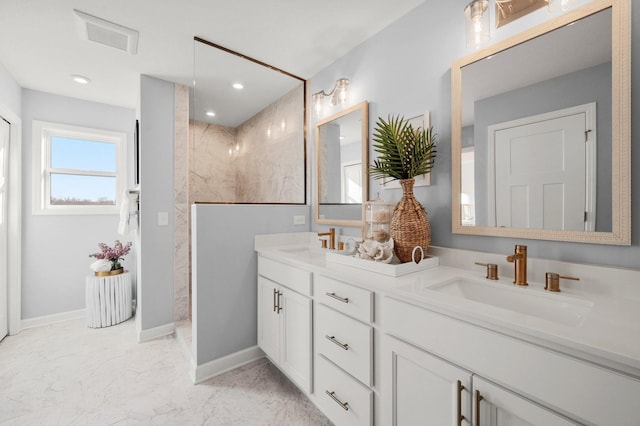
<box><xmin>506</xmin><ymin>244</ymin><xmax>528</xmax><ymax>286</ymax></box>
<box><xmin>318</xmin><ymin>228</ymin><xmax>336</xmax><ymax>250</ymax></box>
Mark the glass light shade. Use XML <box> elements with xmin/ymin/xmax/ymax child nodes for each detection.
<box><xmin>548</xmin><ymin>0</ymin><xmax>575</xmax><ymax>12</ymax></box>
<box><xmin>465</xmin><ymin>0</ymin><xmax>490</xmax><ymax>49</ymax></box>
<box><xmin>329</xmin><ymin>78</ymin><xmax>349</xmax><ymax>107</ymax></box>
<box><xmin>312</xmin><ymin>92</ymin><xmax>324</xmax><ymax>117</ymax></box>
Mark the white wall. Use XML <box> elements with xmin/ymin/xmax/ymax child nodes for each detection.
<box><xmin>310</xmin><ymin>0</ymin><xmax>640</xmax><ymax>269</ymax></box>
<box><xmin>0</xmin><ymin>61</ymin><xmax>21</xmax><ymax>115</ymax></box>
<box><xmin>21</xmin><ymin>89</ymin><xmax>136</xmax><ymax>319</ymax></box>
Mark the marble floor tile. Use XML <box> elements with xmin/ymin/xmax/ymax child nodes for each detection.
<box><xmin>0</xmin><ymin>318</ymin><xmax>332</xmax><ymax>426</ymax></box>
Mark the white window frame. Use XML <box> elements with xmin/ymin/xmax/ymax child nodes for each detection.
<box><xmin>32</xmin><ymin>120</ymin><xmax>127</xmax><ymax>215</ymax></box>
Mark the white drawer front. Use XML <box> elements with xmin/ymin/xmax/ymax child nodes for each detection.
<box><xmin>315</xmin><ymin>274</ymin><xmax>373</xmax><ymax>323</ymax></box>
<box><xmin>316</xmin><ymin>355</ymin><xmax>372</xmax><ymax>426</ymax></box>
<box><xmin>317</xmin><ymin>304</ymin><xmax>373</xmax><ymax>386</ymax></box>
<box><xmin>258</xmin><ymin>256</ymin><xmax>312</xmax><ymax>296</ymax></box>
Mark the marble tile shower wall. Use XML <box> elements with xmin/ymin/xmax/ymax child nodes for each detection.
<box><xmin>190</xmin><ymin>85</ymin><xmax>304</xmax><ymax>203</ymax></box>
<box><xmin>174</xmin><ymin>84</ymin><xmax>190</xmax><ymax>322</ymax></box>
<box><xmin>234</xmin><ymin>85</ymin><xmax>305</xmax><ymax>203</ymax></box>
<box><xmin>190</xmin><ymin>121</ymin><xmax>237</xmax><ymax>202</ymax></box>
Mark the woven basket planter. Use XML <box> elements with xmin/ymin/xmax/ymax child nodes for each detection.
<box><xmin>390</xmin><ymin>178</ymin><xmax>431</xmax><ymax>263</ymax></box>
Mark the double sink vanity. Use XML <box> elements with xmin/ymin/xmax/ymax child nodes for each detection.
<box><xmin>281</xmin><ymin>0</ymin><xmax>637</xmax><ymax>424</ymax></box>
<box><xmin>255</xmin><ymin>232</ymin><xmax>640</xmax><ymax>426</ymax></box>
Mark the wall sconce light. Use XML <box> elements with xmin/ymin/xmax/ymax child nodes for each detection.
<box><xmin>313</xmin><ymin>78</ymin><xmax>350</xmax><ymax>117</ymax></box>
<box><xmin>548</xmin><ymin>0</ymin><xmax>575</xmax><ymax>12</ymax></box>
<box><xmin>464</xmin><ymin>0</ymin><xmax>490</xmax><ymax>49</ymax></box>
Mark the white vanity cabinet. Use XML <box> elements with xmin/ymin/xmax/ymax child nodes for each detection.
<box><xmin>257</xmin><ymin>257</ymin><xmax>312</xmax><ymax>393</ymax></box>
<box><xmin>314</xmin><ymin>274</ymin><xmax>375</xmax><ymax>426</ymax></box>
<box><xmin>383</xmin><ymin>335</ymin><xmax>472</xmax><ymax>425</ymax></box>
<box><xmin>383</xmin><ymin>335</ymin><xmax>575</xmax><ymax>425</ymax></box>
<box><xmin>383</xmin><ymin>296</ymin><xmax>640</xmax><ymax>426</ymax></box>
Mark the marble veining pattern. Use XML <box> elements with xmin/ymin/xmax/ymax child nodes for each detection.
<box><xmin>174</xmin><ymin>84</ymin><xmax>190</xmax><ymax>322</ymax></box>
<box><xmin>190</xmin><ymin>121</ymin><xmax>237</xmax><ymax>203</ymax></box>
<box><xmin>0</xmin><ymin>319</ymin><xmax>332</xmax><ymax>425</ymax></box>
<box><xmin>189</xmin><ymin>84</ymin><xmax>304</xmax><ymax>204</ymax></box>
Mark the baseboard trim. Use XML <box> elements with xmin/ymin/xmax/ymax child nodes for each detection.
<box><xmin>191</xmin><ymin>345</ymin><xmax>265</xmax><ymax>384</ymax></box>
<box><xmin>137</xmin><ymin>322</ymin><xmax>175</xmax><ymax>343</ymax></box>
<box><xmin>21</xmin><ymin>309</ymin><xmax>86</xmax><ymax>330</ymax></box>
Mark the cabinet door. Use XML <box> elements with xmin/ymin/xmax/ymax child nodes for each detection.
<box><xmin>280</xmin><ymin>287</ymin><xmax>312</xmax><ymax>393</ymax></box>
<box><xmin>473</xmin><ymin>376</ymin><xmax>577</xmax><ymax>426</ymax></box>
<box><xmin>257</xmin><ymin>277</ymin><xmax>280</xmax><ymax>363</ymax></box>
<box><xmin>383</xmin><ymin>335</ymin><xmax>472</xmax><ymax>425</ymax></box>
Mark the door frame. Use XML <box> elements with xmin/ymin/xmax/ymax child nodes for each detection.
<box><xmin>487</xmin><ymin>103</ymin><xmax>596</xmax><ymax>229</ymax></box>
<box><xmin>0</xmin><ymin>102</ymin><xmax>22</xmax><ymax>335</ymax></box>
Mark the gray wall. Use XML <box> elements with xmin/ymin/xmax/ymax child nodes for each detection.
<box><xmin>310</xmin><ymin>1</ymin><xmax>640</xmax><ymax>269</ymax></box>
<box><xmin>473</xmin><ymin>63</ymin><xmax>612</xmax><ymax>231</ymax></box>
<box><xmin>21</xmin><ymin>89</ymin><xmax>136</xmax><ymax>319</ymax></box>
<box><xmin>138</xmin><ymin>75</ymin><xmax>175</xmax><ymax>331</ymax></box>
<box><xmin>192</xmin><ymin>204</ymin><xmax>310</xmax><ymax>365</ymax></box>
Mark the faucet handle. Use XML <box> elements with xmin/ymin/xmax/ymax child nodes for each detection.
<box><xmin>475</xmin><ymin>262</ymin><xmax>499</xmax><ymax>280</ymax></box>
<box><xmin>545</xmin><ymin>272</ymin><xmax>580</xmax><ymax>292</ymax></box>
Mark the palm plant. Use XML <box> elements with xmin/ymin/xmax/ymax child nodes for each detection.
<box><xmin>369</xmin><ymin>115</ymin><xmax>437</xmax><ymax>182</ymax></box>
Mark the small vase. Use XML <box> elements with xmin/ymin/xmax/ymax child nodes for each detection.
<box><xmin>390</xmin><ymin>178</ymin><xmax>431</xmax><ymax>263</ymax></box>
<box><xmin>95</xmin><ymin>268</ymin><xmax>124</xmax><ymax>277</ymax></box>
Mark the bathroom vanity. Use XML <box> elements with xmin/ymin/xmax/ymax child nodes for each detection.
<box><xmin>255</xmin><ymin>233</ymin><xmax>640</xmax><ymax>426</ymax></box>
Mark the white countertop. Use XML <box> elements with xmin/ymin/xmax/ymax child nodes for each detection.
<box><xmin>255</xmin><ymin>234</ymin><xmax>640</xmax><ymax>378</ymax></box>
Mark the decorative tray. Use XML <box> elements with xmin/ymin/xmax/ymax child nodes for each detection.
<box><xmin>325</xmin><ymin>251</ymin><xmax>439</xmax><ymax>277</ymax></box>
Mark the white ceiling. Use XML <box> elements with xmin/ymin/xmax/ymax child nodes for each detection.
<box><xmin>0</xmin><ymin>0</ymin><xmax>426</xmax><ymax>111</ymax></box>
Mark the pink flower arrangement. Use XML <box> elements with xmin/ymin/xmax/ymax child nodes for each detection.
<box><xmin>89</xmin><ymin>240</ymin><xmax>132</xmax><ymax>271</ymax></box>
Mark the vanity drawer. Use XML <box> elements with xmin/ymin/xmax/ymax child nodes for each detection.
<box><xmin>316</xmin><ymin>354</ymin><xmax>372</xmax><ymax>426</ymax></box>
<box><xmin>317</xmin><ymin>304</ymin><xmax>373</xmax><ymax>386</ymax></box>
<box><xmin>258</xmin><ymin>256</ymin><xmax>311</xmax><ymax>296</ymax></box>
<box><xmin>315</xmin><ymin>274</ymin><xmax>373</xmax><ymax>323</ymax></box>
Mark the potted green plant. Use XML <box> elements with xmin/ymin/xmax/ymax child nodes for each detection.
<box><xmin>369</xmin><ymin>115</ymin><xmax>437</xmax><ymax>263</ymax></box>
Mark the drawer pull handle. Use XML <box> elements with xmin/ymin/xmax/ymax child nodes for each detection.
<box><xmin>475</xmin><ymin>389</ymin><xmax>484</xmax><ymax>426</ymax></box>
<box><xmin>325</xmin><ymin>335</ymin><xmax>349</xmax><ymax>350</ymax></box>
<box><xmin>326</xmin><ymin>292</ymin><xmax>349</xmax><ymax>303</ymax></box>
<box><xmin>457</xmin><ymin>380</ymin><xmax>466</xmax><ymax>426</ymax></box>
<box><xmin>273</xmin><ymin>288</ymin><xmax>277</xmax><ymax>312</ymax></box>
<box><xmin>325</xmin><ymin>390</ymin><xmax>349</xmax><ymax>411</ymax></box>
<box><xmin>276</xmin><ymin>290</ymin><xmax>283</xmax><ymax>313</ymax></box>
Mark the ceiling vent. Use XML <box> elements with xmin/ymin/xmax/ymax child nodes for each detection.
<box><xmin>74</xmin><ymin>9</ymin><xmax>139</xmax><ymax>54</ymax></box>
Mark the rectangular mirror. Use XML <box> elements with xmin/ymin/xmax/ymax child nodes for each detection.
<box><xmin>315</xmin><ymin>101</ymin><xmax>369</xmax><ymax>226</ymax></box>
<box><xmin>451</xmin><ymin>0</ymin><xmax>630</xmax><ymax>245</ymax></box>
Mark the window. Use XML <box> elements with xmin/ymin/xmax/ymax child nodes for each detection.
<box><xmin>33</xmin><ymin>120</ymin><xmax>127</xmax><ymax>215</ymax></box>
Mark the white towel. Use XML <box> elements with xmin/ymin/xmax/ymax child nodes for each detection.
<box><xmin>117</xmin><ymin>190</ymin><xmax>140</xmax><ymax>235</ymax></box>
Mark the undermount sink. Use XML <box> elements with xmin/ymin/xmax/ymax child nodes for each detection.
<box><xmin>277</xmin><ymin>246</ymin><xmax>326</xmax><ymax>261</ymax></box>
<box><xmin>420</xmin><ymin>277</ymin><xmax>594</xmax><ymax>327</ymax></box>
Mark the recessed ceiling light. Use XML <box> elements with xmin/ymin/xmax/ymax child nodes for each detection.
<box><xmin>71</xmin><ymin>74</ymin><xmax>91</xmax><ymax>85</ymax></box>
<box><xmin>206</xmin><ymin>111</ymin><xmax>216</xmax><ymax>117</ymax></box>
<box><xmin>232</xmin><ymin>82</ymin><xmax>244</xmax><ymax>90</ymax></box>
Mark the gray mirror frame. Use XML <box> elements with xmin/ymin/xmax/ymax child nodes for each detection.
<box><xmin>315</xmin><ymin>101</ymin><xmax>369</xmax><ymax>227</ymax></box>
<box><xmin>451</xmin><ymin>0</ymin><xmax>630</xmax><ymax>245</ymax></box>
